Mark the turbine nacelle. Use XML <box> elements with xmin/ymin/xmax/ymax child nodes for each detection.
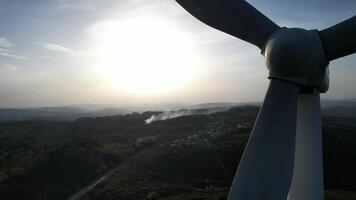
<box><xmin>263</xmin><ymin>28</ymin><xmax>329</xmax><ymax>93</ymax></box>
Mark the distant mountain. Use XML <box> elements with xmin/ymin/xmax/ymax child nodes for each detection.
<box><xmin>94</xmin><ymin>108</ymin><xmax>132</xmax><ymax>117</ymax></box>
<box><xmin>321</xmin><ymin>99</ymin><xmax>356</xmax><ymax>107</ymax></box>
<box><xmin>186</xmin><ymin>102</ymin><xmax>243</xmax><ymax>109</ymax></box>
<box><xmin>323</xmin><ymin>106</ymin><xmax>356</xmax><ymax>119</ymax></box>
<box><xmin>0</xmin><ymin>106</ymin><xmax>90</xmax><ymax>121</ymax></box>
<box><xmin>1</xmin><ymin>99</ymin><xmax>356</xmax><ymax>122</ymax></box>
<box><xmin>319</xmin><ymin>99</ymin><xmax>356</xmax><ymax>119</ymax></box>
<box><xmin>71</xmin><ymin>102</ymin><xmax>191</xmax><ymax>112</ymax></box>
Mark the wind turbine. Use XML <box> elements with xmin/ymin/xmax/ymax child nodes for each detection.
<box><xmin>175</xmin><ymin>0</ymin><xmax>356</xmax><ymax>199</ymax></box>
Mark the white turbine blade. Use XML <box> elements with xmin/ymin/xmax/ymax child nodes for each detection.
<box><xmin>319</xmin><ymin>16</ymin><xmax>356</xmax><ymax>61</ymax></box>
<box><xmin>175</xmin><ymin>0</ymin><xmax>280</xmax><ymax>49</ymax></box>
<box><xmin>288</xmin><ymin>92</ymin><xmax>324</xmax><ymax>200</ymax></box>
<box><xmin>228</xmin><ymin>79</ymin><xmax>300</xmax><ymax>200</ymax></box>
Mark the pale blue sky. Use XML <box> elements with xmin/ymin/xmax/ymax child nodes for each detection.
<box><xmin>0</xmin><ymin>0</ymin><xmax>355</xmax><ymax>107</ymax></box>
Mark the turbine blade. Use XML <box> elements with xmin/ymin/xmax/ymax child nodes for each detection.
<box><xmin>228</xmin><ymin>79</ymin><xmax>300</xmax><ymax>200</ymax></box>
<box><xmin>319</xmin><ymin>16</ymin><xmax>356</xmax><ymax>61</ymax></box>
<box><xmin>176</xmin><ymin>0</ymin><xmax>280</xmax><ymax>49</ymax></box>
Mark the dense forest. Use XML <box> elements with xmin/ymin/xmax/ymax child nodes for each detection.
<box><xmin>0</xmin><ymin>106</ymin><xmax>355</xmax><ymax>200</ymax></box>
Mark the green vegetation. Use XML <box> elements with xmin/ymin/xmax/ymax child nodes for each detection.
<box><xmin>0</xmin><ymin>106</ymin><xmax>355</xmax><ymax>199</ymax></box>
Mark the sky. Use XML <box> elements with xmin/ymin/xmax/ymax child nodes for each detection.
<box><xmin>0</xmin><ymin>0</ymin><xmax>355</xmax><ymax>108</ymax></box>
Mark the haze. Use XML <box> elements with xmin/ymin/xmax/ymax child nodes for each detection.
<box><xmin>0</xmin><ymin>0</ymin><xmax>355</xmax><ymax>108</ymax></box>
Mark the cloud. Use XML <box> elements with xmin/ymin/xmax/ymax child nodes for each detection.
<box><xmin>0</xmin><ymin>52</ymin><xmax>27</xmax><ymax>60</ymax></box>
<box><xmin>0</xmin><ymin>37</ymin><xmax>13</xmax><ymax>47</ymax></box>
<box><xmin>0</xmin><ymin>36</ymin><xmax>27</xmax><ymax>60</ymax></box>
<box><xmin>0</xmin><ymin>48</ymin><xmax>13</xmax><ymax>53</ymax></box>
<box><xmin>38</xmin><ymin>43</ymin><xmax>81</xmax><ymax>56</ymax></box>
<box><xmin>39</xmin><ymin>56</ymin><xmax>51</xmax><ymax>60</ymax></box>
<box><xmin>0</xmin><ymin>64</ymin><xmax>18</xmax><ymax>71</ymax></box>
<box><xmin>56</xmin><ymin>0</ymin><xmax>122</xmax><ymax>11</ymax></box>
<box><xmin>0</xmin><ymin>64</ymin><xmax>23</xmax><ymax>82</ymax></box>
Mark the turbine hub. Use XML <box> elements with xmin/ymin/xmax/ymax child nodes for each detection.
<box><xmin>263</xmin><ymin>28</ymin><xmax>329</xmax><ymax>93</ymax></box>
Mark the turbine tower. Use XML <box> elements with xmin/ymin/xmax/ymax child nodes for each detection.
<box><xmin>175</xmin><ymin>0</ymin><xmax>356</xmax><ymax>199</ymax></box>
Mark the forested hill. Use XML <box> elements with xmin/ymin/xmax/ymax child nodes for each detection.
<box><xmin>0</xmin><ymin>106</ymin><xmax>355</xmax><ymax>200</ymax></box>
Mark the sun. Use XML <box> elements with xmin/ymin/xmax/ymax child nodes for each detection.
<box><xmin>89</xmin><ymin>18</ymin><xmax>200</xmax><ymax>95</ymax></box>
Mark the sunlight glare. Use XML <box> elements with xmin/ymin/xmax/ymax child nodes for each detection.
<box><xmin>89</xmin><ymin>18</ymin><xmax>200</xmax><ymax>95</ymax></box>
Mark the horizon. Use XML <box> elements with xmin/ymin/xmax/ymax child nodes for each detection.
<box><xmin>1</xmin><ymin>97</ymin><xmax>356</xmax><ymax>110</ymax></box>
<box><xmin>0</xmin><ymin>0</ymin><xmax>356</xmax><ymax>107</ymax></box>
